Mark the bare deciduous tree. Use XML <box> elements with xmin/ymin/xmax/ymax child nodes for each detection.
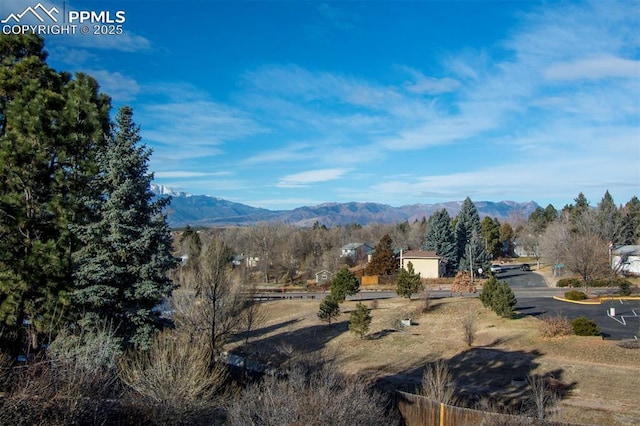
<box><xmin>173</xmin><ymin>237</ymin><xmax>244</xmax><ymax>363</ymax></box>
<box><xmin>419</xmin><ymin>359</ymin><xmax>456</xmax><ymax>405</ymax></box>
<box><xmin>540</xmin><ymin>215</ymin><xmax>610</xmax><ymax>294</ymax></box>
<box><xmin>461</xmin><ymin>312</ymin><xmax>477</xmax><ymax>346</ymax></box>
<box><xmin>526</xmin><ymin>374</ymin><xmax>559</xmax><ymax>420</ymax></box>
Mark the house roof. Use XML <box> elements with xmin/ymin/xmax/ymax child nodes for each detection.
<box><xmin>341</xmin><ymin>243</ymin><xmax>372</xmax><ymax>250</ymax></box>
<box><xmin>401</xmin><ymin>250</ymin><xmax>439</xmax><ymax>259</ymax></box>
<box><xmin>612</xmin><ymin>245</ymin><xmax>640</xmax><ymax>256</ymax></box>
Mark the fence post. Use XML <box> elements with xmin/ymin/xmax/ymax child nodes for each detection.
<box><xmin>440</xmin><ymin>402</ymin><xmax>445</xmax><ymax>426</ymax></box>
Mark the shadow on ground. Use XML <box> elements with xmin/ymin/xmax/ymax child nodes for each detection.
<box><xmin>373</xmin><ymin>347</ymin><xmax>577</xmax><ymax>414</ymax></box>
<box><xmin>232</xmin><ymin>320</ymin><xmax>349</xmax><ymax>367</ymax></box>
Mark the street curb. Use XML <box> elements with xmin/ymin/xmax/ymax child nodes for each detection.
<box><xmin>552</xmin><ymin>296</ymin><xmax>640</xmax><ymax>305</ymax></box>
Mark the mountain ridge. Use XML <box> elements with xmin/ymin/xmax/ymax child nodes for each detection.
<box><xmin>151</xmin><ymin>185</ymin><xmax>539</xmax><ymax>228</ymax></box>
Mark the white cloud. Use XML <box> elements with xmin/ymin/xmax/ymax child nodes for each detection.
<box><xmin>154</xmin><ymin>171</ymin><xmax>230</xmax><ymax>179</ymax></box>
<box><xmin>544</xmin><ymin>55</ymin><xmax>640</xmax><ymax>81</ymax></box>
<box><xmin>83</xmin><ymin>69</ymin><xmax>139</xmax><ymax>101</ymax></box>
<box><xmin>400</xmin><ymin>66</ymin><xmax>461</xmax><ymax>95</ymax></box>
<box><xmin>277</xmin><ymin>168</ymin><xmax>348</xmax><ymax>188</ymax></box>
<box><xmin>317</xmin><ymin>2</ymin><xmax>360</xmax><ymax>30</ymax></box>
<box><xmin>139</xmin><ymin>99</ymin><xmax>267</xmax><ymax>159</ymax></box>
<box><xmin>64</xmin><ymin>31</ymin><xmax>151</xmax><ymax>52</ymax></box>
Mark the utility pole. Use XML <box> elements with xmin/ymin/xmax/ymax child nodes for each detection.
<box><xmin>468</xmin><ymin>243</ymin><xmax>474</xmax><ymax>284</ymax></box>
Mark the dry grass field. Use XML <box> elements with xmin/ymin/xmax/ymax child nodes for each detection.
<box><xmin>229</xmin><ymin>295</ymin><xmax>640</xmax><ymax>426</ymax></box>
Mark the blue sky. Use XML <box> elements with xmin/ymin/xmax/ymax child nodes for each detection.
<box><xmin>3</xmin><ymin>0</ymin><xmax>639</xmax><ymax>211</ymax></box>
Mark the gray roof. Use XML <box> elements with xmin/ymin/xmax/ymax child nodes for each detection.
<box><xmin>342</xmin><ymin>243</ymin><xmax>371</xmax><ymax>250</ymax></box>
<box><xmin>612</xmin><ymin>245</ymin><xmax>640</xmax><ymax>256</ymax></box>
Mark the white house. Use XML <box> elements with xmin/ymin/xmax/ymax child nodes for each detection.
<box><xmin>340</xmin><ymin>243</ymin><xmax>374</xmax><ymax>263</ymax></box>
<box><xmin>315</xmin><ymin>270</ymin><xmax>333</xmax><ymax>284</ymax></box>
<box><xmin>612</xmin><ymin>245</ymin><xmax>640</xmax><ymax>276</ymax></box>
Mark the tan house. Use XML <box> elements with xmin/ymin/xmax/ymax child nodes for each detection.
<box><xmin>399</xmin><ymin>250</ymin><xmax>444</xmax><ymax>279</ymax></box>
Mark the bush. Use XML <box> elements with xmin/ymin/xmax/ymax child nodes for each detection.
<box><xmin>118</xmin><ymin>331</ymin><xmax>227</xmax><ymax>424</ymax></box>
<box><xmin>225</xmin><ymin>363</ymin><xmax>398</xmax><ymax>425</ymax></box>
<box><xmin>556</xmin><ymin>278</ymin><xmax>582</xmax><ymax>288</ymax></box>
<box><xmin>480</xmin><ymin>277</ymin><xmax>517</xmax><ymax>318</ymax></box>
<box><xmin>571</xmin><ymin>316</ymin><xmax>600</xmax><ymax>336</ymax></box>
<box><xmin>616</xmin><ymin>339</ymin><xmax>640</xmax><ymax>349</ymax></box>
<box><xmin>539</xmin><ymin>315</ymin><xmax>572</xmax><ymax>338</ymax></box>
<box><xmin>564</xmin><ymin>290</ymin><xmax>587</xmax><ymax>301</ymax></box>
<box><xmin>619</xmin><ymin>280</ymin><xmax>632</xmax><ymax>296</ymax></box>
<box><xmin>492</xmin><ymin>282</ymin><xmax>517</xmax><ymax>318</ymax></box>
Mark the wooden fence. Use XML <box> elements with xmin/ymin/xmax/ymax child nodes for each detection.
<box><xmin>397</xmin><ymin>391</ymin><xmax>584</xmax><ymax>426</ymax></box>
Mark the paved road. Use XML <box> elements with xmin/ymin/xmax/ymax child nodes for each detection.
<box><xmin>498</xmin><ymin>267</ymin><xmax>640</xmax><ymax>340</ymax></box>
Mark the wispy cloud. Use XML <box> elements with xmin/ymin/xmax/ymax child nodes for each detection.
<box><xmin>84</xmin><ymin>70</ymin><xmax>139</xmax><ymax>101</ymax></box>
<box><xmin>145</xmin><ymin>0</ymin><xmax>637</xmax><ymax>208</ymax></box>
<box><xmin>154</xmin><ymin>171</ymin><xmax>230</xmax><ymax>179</ymax></box>
<box><xmin>400</xmin><ymin>66</ymin><xmax>461</xmax><ymax>95</ymax></box>
<box><xmin>64</xmin><ymin>31</ymin><xmax>151</xmax><ymax>53</ymax></box>
<box><xmin>544</xmin><ymin>55</ymin><xmax>640</xmax><ymax>81</ymax></box>
<box><xmin>317</xmin><ymin>2</ymin><xmax>360</xmax><ymax>30</ymax></box>
<box><xmin>277</xmin><ymin>168</ymin><xmax>349</xmax><ymax>188</ymax></box>
<box><xmin>142</xmin><ymin>101</ymin><xmax>264</xmax><ymax>146</ymax></box>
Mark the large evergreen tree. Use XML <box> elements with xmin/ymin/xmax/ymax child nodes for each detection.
<box><xmin>0</xmin><ymin>34</ymin><xmax>110</xmax><ymax>354</ymax></box>
<box><xmin>455</xmin><ymin>198</ymin><xmax>490</xmax><ymax>273</ymax></box>
<box><xmin>365</xmin><ymin>234</ymin><xmax>397</xmax><ymax>276</ymax></box>
<box><xmin>499</xmin><ymin>222</ymin><xmax>515</xmax><ymax>257</ymax></box>
<box><xmin>480</xmin><ymin>217</ymin><xmax>502</xmax><ymax>259</ymax></box>
<box><xmin>596</xmin><ymin>190</ymin><xmax>621</xmax><ymax>244</ymax></box>
<box><xmin>422</xmin><ymin>209</ymin><xmax>457</xmax><ymax>274</ymax></box>
<box><xmin>72</xmin><ymin>106</ymin><xmax>177</xmax><ymax>348</ymax></box>
<box><xmin>620</xmin><ymin>196</ymin><xmax>640</xmax><ymax>244</ymax></box>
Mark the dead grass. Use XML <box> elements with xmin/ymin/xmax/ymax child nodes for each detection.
<box><xmin>228</xmin><ymin>296</ymin><xmax>640</xmax><ymax>425</ymax></box>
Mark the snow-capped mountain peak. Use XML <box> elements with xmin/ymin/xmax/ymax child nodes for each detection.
<box><xmin>150</xmin><ymin>184</ymin><xmax>191</xmax><ymax>197</ymax></box>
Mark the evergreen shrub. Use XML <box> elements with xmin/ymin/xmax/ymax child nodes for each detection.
<box><xmin>564</xmin><ymin>290</ymin><xmax>587</xmax><ymax>301</ymax></box>
<box><xmin>570</xmin><ymin>316</ymin><xmax>600</xmax><ymax>336</ymax></box>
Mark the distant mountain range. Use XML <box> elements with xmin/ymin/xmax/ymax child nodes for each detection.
<box><xmin>151</xmin><ymin>184</ymin><xmax>539</xmax><ymax>228</ymax></box>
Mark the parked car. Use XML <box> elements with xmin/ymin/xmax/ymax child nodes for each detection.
<box><xmin>520</xmin><ymin>263</ymin><xmax>531</xmax><ymax>271</ymax></box>
<box><xmin>490</xmin><ymin>264</ymin><xmax>503</xmax><ymax>274</ymax></box>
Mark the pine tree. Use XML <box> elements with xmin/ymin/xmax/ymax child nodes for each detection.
<box><xmin>479</xmin><ymin>275</ymin><xmax>498</xmax><ymax>308</ymax></box>
<box><xmin>330</xmin><ymin>267</ymin><xmax>360</xmax><ymax>302</ymax></box>
<box><xmin>596</xmin><ymin>190</ymin><xmax>621</xmax><ymax>244</ymax></box>
<box><xmin>396</xmin><ymin>261</ymin><xmax>422</xmax><ymax>298</ymax></box>
<box><xmin>365</xmin><ymin>234</ymin><xmax>397</xmax><ymax>276</ymax></box>
<box><xmin>0</xmin><ymin>34</ymin><xmax>110</xmax><ymax>354</ymax></box>
<box><xmin>480</xmin><ymin>217</ymin><xmax>502</xmax><ymax>259</ymax></box>
<box><xmin>459</xmin><ymin>231</ymin><xmax>491</xmax><ymax>277</ymax></box>
<box><xmin>349</xmin><ymin>302</ymin><xmax>372</xmax><ymax>339</ymax></box>
<box><xmin>499</xmin><ymin>222</ymin><xmax>515</xmax><ymax>257</ymax></box>
<box><xmin>620</xmin><ymin>196</ymin><xmax>640</xmax><ymax>244</ymax></box>
<box><xmin>318</xmin><ymin>295</ymin><xmax>340</xmax><ymax>324</ymax></box>
<box><xmin>455</xmin><ymin>197</ymin><xmax>490</xmax><ymax>274</ymax></box>
<box><xmin>73</xmin><ymin>106</ymin><xmax>177</xmax><ymax>349</ymax></box>
<box><xmin>422</xmin><ymin>209</ymin><xmax>457</xmax><ymax>274</ymax></box>
<box><xmin>492</xmin><ymin>282</ymin><xmax>517</xmax><ymax>318</ymax></box>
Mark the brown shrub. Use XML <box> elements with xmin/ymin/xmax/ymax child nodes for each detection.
<box><xmin>539</xmin><ymin>315</ymin><xmax>572</xmax><ymax>338</ymax></box>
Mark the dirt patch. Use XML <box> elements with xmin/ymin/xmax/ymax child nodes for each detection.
<box><xmin>229</xmin><ymin>296</ymin><xmax>640</xmax><ymax>425</ymax></box>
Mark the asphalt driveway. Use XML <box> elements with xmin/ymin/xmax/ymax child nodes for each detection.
<box><xmin>516</xmin><ymin>297</ymin><xmax>640</xmax><ymax>340</ymax></box>
<box><xmin>497</xmin><ymin>267</ymin><xmax>640</xmax><ymax>340</ymax></box>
